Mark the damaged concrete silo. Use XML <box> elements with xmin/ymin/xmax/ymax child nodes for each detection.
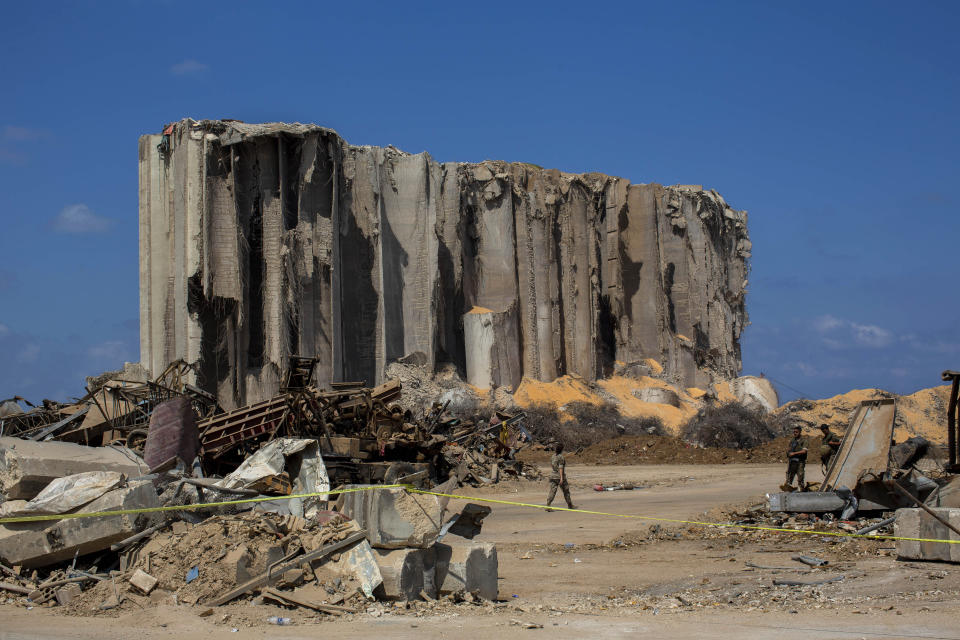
<box><xmin>139</xmin><ymin>119</ymin><xmax>750</xmax><ymax>408</ymax></box>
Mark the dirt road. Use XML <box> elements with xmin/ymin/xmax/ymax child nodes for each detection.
<box><xmin>1</xmin><ymin>463</ymin><xmax>957</xmax><ymax>640</ymax></box>
<box><xmin>467</xmin><ymin>463</ymin><xmax>785</xmax><ymax>545</ymax></box>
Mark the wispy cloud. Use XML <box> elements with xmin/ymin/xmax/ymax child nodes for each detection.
<box><xmin>813</xmin><ymin>315</ymin><xmax>844</xmax><ymax>332</ymax></box>
<box><xmin>849</xmin><ymin>322</ymin><xmax>893</xmax><ymax>348</ymax></box>
<box><xmin>0</xmin><ymin>125</ymin><xmax>51</xmax><ymax>165</ymax></box>
<box><xmin>813</xmin><ymin>315</ymin><xmax>893</xmax><ymax>349</ymax></box>
<box><xmin>0</xmin><ymin>324</ymin><xmax>9</xmax><ymax>337</ymax></box>
<box><xmin>3</xmin><ymin>126</ymin><xmax>50</xmax><ymax>141</ymax></box>
<box><xmin>170</xmin><ymin>59</ymin><xmax>209</xmax><ymax>76</ymax></box>
<box><xmin>17</xmin><ymin>343</ymin><xmax>40</xmax><ymax>364</ymax></box>
<box><xmin>51</xmin><ymin>204</ymin><xmax>113</xmax><ymax>234</ymax></box>
<box><xmin>87</xmin><ymin>340</ymin><xmax>134</xmax><ymax>362</ymax></box>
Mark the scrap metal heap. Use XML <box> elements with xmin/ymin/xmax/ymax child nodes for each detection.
<box><xmin>1</xmin><ymin>356</ymin><xmax>539</xmax><ymax>488</ymax></box>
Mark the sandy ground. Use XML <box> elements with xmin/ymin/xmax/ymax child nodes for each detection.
<box><xmin>2</xmin><ymin>463</ymin><xmax>959</xmax><ymax>640</ymax></box>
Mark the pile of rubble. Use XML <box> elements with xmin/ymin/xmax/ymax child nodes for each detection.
<box><xmin>0</xmin><ymin>447</ymin><xmax>499</xmax><ymax>615</ymax></box>
<box><xmin>0</xmin><ymin>354</ymin><xmax>547</xmax><ymax>616</ymax></box>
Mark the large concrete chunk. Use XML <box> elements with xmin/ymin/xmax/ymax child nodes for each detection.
<box><xmin>464</xmin><ymin>305</ymin><xmax>522</xmax><ymax>391</ymax></box>
<box><xmin>0</xmin><ymin>437</ymin><xmax>148</xmax><ymax>500</ymax></box>
<box><xmin>895</xmin><ymin>507</ymin><xmax>960</xmax><ymax>563</ymax></box>
<box><xmin>435</xmin><ymin>542</ymin><xmax>498</xmax><ymax>600</ymax></box>
<box><xmin>373</xmin><ymin>547</ymin><xmax>437</xmax><ymax>600</ymax></box>
<box><xmin>730</xmin><ymin>376</ymin><xmax>779</xmax><ymax>414</ymax></box>
<box><xmin>0</xmin><ymin>481</ymin><xmax>159</xmax><ymax>568</ymax></box>
<box><xmin>338</xmin><ymin>486</ymin><xmax>443</xmax><ymax>549</ymax></box>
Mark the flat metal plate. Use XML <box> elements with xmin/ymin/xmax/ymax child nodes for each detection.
<box><xmin>823</xmin><ymin>398</ymin><xmax>896</xmax><ymax>490</ymax></box>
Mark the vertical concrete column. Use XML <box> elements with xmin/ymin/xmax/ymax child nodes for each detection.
<box><xmin>183</xmin><ymin>128</ymin><xmax>205</xmax><ymax>376</ymax></box>
<box><xmin>378</xmin><ymin>152</ymin><xmax>439</xmax><ymax>368</ymax></box>
<box><xmin>138</xmin><ymin>136</ymin><xmax>161</xmax><ymax>375</ymax></box>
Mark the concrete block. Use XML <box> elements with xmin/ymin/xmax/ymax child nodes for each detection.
<box><xmin>373</xmin><ymin>547</ymin><xmax>437</xmax><ymax>600</ymax></box>
<box><xmin>0</xmin><ymin>437</ymin><xmax>148</xmax><ymax>500</ymax></box>
<box><xmin>55</xmin><ymin>583</ymin><xmax>82</xmax><ymax>605</ymax></box>
<box><xmin>435</xmin><ymin>542</ymin><xmax>498</xmax><ymax>600</ymax></box>
<box><xmin>0</xmin><ymin>481</ymin><xmax>159</xmax><ymax>568</ymax></box>
<box><xmin>632</xmin><ymin>387</ymin><xmax>680</xmax><ymax>407</ymax></box>
<box><xmin>895</xmin><ymin>507</ymin><xmax>960</xmax><ymax>563</ymax></box>
<box><xmin>129</xmin><ymin>569</ymin><xmax>158</xmax><ymax>595</ymax></box>
<box><xmin>338</xmin><ymin>486</ymin><xmax>443</xmax><ymax>549</ymax></box>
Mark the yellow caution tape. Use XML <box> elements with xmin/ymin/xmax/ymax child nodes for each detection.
<box><xmin>4</xmin><ymin>482</ymin><xmax>958</xmax><ymax>547</ymax></box>
<box><xmin>0</xmin><ymin>484</ymin><xmax>410</xmax><ymax>524</ymax></box>
<box><xmin>408</xmin><ymin>488</ymin><xmax>960</xmax><ymax>545</ymax></box>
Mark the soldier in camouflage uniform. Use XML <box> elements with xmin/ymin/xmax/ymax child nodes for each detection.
<box><xmin>546</xmin><ymin>442</ymin><xmax>576</xmax><ymax>511</ymax></box>
<box><xmin>785</xmin><ymin>426</ymin><xmax>808</xmax><ymax>490</ymax></box>
<box><xmin>818</xmin><ymin>423</ymin><xmax>842</xmax><ymax>470</ymax></box>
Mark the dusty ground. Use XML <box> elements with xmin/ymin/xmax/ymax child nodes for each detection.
<box><xmin>2</xmin><ymin>463</ymin><xmax>959</xmax><ymax>640</ymax></box>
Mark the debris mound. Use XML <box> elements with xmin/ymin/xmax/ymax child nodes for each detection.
<box><xmin>522</xmin><ymin>402</ymin><xmax>665</xmax><ymax>450</ymax></box>
<box><xmin>681</xmin><ymin>402</ymin><xmax>784</xmax><ymax>449</ymax></box>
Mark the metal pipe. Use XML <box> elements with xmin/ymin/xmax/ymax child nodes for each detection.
<box><xmin>855</xmin><ymin>516</ymin><xmax>896</xmax><ymax>536</ymax></box>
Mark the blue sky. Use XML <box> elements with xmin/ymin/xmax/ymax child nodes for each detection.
<box><xmin>0</xmin><ymin>1</ymin><xmax>957</xmax><ymax>404</ymax></box>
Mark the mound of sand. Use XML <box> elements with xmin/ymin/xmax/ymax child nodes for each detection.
<box><xmin>775</xmin><ymin>385</ymin><xmax>951</xmax><ymax>443</ymax></box>
<box><xmin>512</xmin><ymin>374</ymin><xmax>700</xmax><ymax>432</ymax></box>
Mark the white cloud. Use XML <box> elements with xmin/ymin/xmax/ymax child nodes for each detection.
<box><xmin>170</xmin><ymin>59</ymin><xmax>209</xmax><ymax>76</ymax></box>
<box><xmin>0</xmin><ymin>323</ymin><xmax>9</xmax><ymax>337</ymax></box>
<box><xmin>813</xmin><ymin>315</ymin><xmax>844</xmax><ymax>332</ymax></box>
<box><xmin>811</xmin><ymin>315</ymin><xmax>894</xmax><ymax>349</ymax></box>
<box><xmin>51</xmin><ymin>204</ymin><xmax>113</xmax><ymax>234</ymax></box>
<box><xmin>850</xmin><ymin>322</ymin><xmax>893</xmax><ymax>348</ymax></box>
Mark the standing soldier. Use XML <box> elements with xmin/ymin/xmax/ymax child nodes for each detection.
<box><xmin>818</xmin><ymin>423</ymin><xmax>842</xmax><ymax>471</ymax></box>
<box><xmin>785</xmin><ymin>426</ymin><xmax>808</xmax><ymax>491</ymax></box>
<box><xmin>546</xmin><ymin>442</ymin><xmax>576</xmax><ymax>511</ymax></box>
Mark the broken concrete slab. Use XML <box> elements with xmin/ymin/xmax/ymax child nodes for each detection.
<box><xmin>0</xmin><ymin>471</ymin><xmax>125</xmax><ymax>518</ymax></box>
<box><xmin>337</xmin><ymin>537</ymin><xmax>384</xmax><ymax>599</ymax></box>
<box><xmin>0</xmin><ymin>437</ymin><xmax>148</xmax><ymax>500</ymax></box>
<box><xmin>435</xmin><ymin>542</ymin><xmax>498</xmax><ymax>601</ymax></box>
<box><xmin>895</xmin><ymin>507</ymin><xmax>960</xmax><ymax>563</ymax></box>
<box><xmin>338</xmin><ymin>486</ymin><xmax>443</xmax><ymax>549</ymax></box>
<box><xmin>0</xmin><ymin>481</ymin><xmax>159</xmax><ymax>568</ymax></box>
<box><xmin>373</xmin><ymin>547</ymin><xmax>437</xmax><ymax>601</ymax></box>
